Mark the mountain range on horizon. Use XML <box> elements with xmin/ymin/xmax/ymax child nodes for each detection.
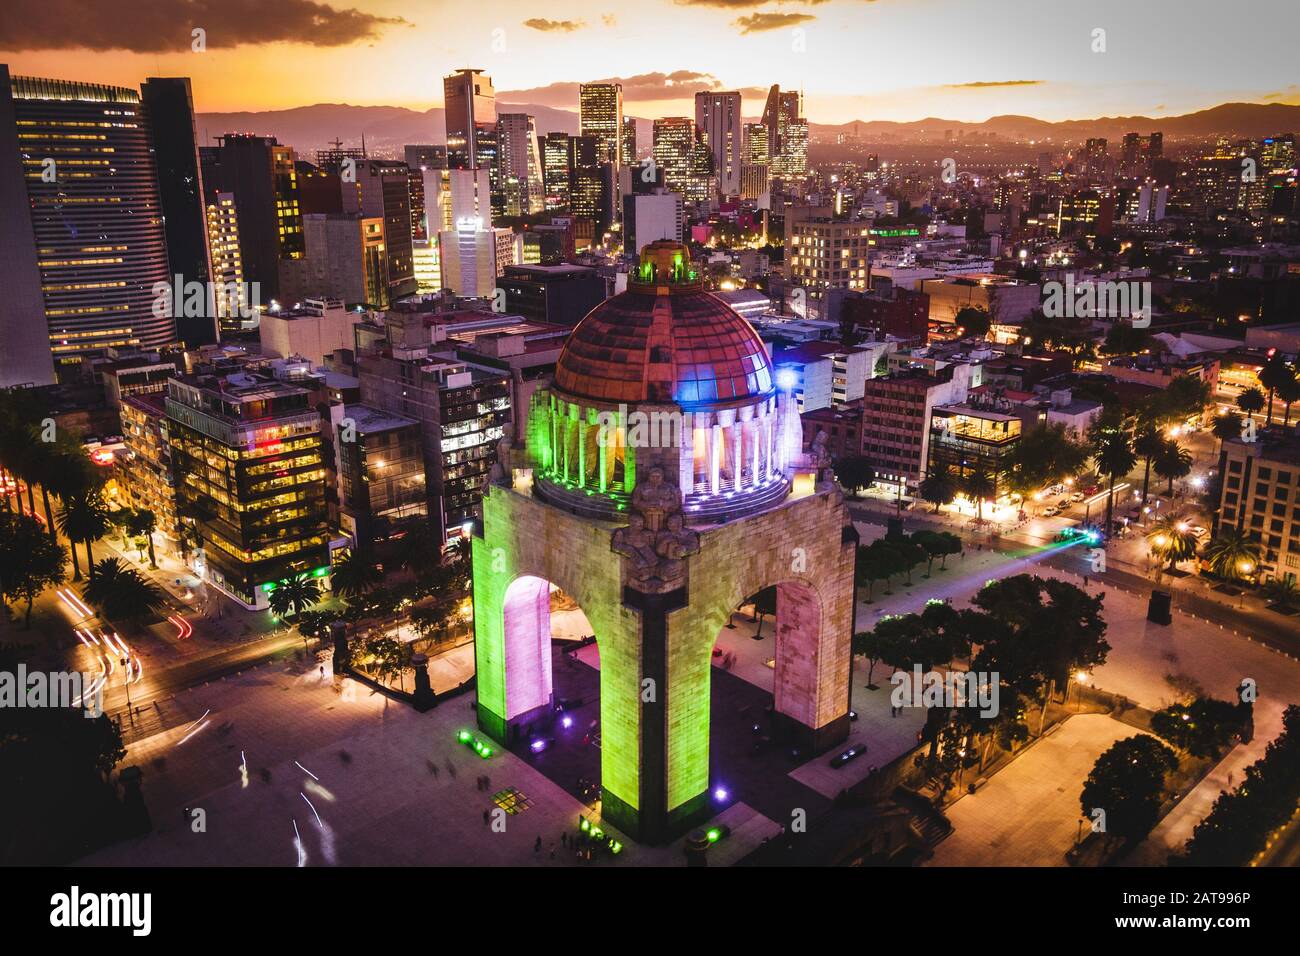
<box><xmin>193</xmin><ymin>100</ymin><xmax>1300</xmax><ymax>159</ymax></box>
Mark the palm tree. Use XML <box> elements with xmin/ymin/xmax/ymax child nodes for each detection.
<box><xmin>1211</xmin><ymin>411</ymin><xmax>1243</xmax><ymax>454</ymax></box>
<box><xmin>127</xmin><ymin>508</ymin><xmax>159</xmax><ymax>567</ymax></box>
<box><xmin>1258</xmin><ymin>352</ymin><xmax>1292</xmax><ymax>424</ymax></box>
<box><xmin>1201</xmin><ymin>527</ymin><xmax>1261</xmax><ymax>583</ymax></box>
<box><xmin>329</xmin><ymin>547</ymin><xmax>383</xmax><ymax>599</ymax></box>
<box><xmin>82</xmin><ymin>557</ymin><xmax>166</xmax><ymax>626</ymax></box>
<box><xmin>267</xmin><ymin>574</ymin><xmax>322</xmax><ymax>621</ymax></box>
<box><xmin>1153</xmin><ymin>440</ymin><xmax>1193</xmax><ymax>496</ymax></box>
<box><xmin>57</xmin><ymin>492</ymin><xmax>112</xmax><ymax>581</ymax></box>
<box><xmin>1146</xmin><ymin>515</ymin><xmax>1198</xmax><ymax>581</ymax></box>
<box><xmin>1090</xmin><ymin>415</ymin><xmax>1137</xmax><ymax>535</ymax></box>
<box><xmin>960</xmin><ymin>467</ymin><xmax>997</xmax><ymax>522</ymax></box>
<box><xmin>1261</xmin><ymin>577</ymin><xmax>1298</xmax><ymax>610</ymax></box>
<box><xmin>1236</xmin><ymin>386</ymin><xmax>1265</xmax><ymax>420</ymax></box>
<box><xmin>1276</xmin><ymin>368</ymin><xmax>1300</xmax><ymax>426</ymax></box>
<box><xmin>1133</xmin><ymin>424</ymin><xmax>1165</xmax><ymax>504</ymax></box>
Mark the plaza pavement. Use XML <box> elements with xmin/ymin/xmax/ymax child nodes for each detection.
<box><xmin>79</xmin><ymin>655</ymin><xmax>777</xmax><ymax>867</ymax></box>
<box><xmin>926</xmin><ymin>714</ymin><xmax>1147</xmax><ymax>866</ymax></box>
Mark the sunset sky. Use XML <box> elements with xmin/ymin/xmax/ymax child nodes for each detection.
<box><xmin>2</xmin><ymin>0</ymin><xmax>1297</xmax><ymax>123</ymax></box>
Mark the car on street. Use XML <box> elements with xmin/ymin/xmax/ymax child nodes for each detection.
<box><xmin>1043</xmin><ymin>506</ymin><xmax>1060</xmax><ymax>517</ymax></box>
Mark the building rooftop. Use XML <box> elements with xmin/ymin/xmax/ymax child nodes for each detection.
<box><xmin>341</xmin><ymin>403</ymin><xmax>418</xmax><ymax>435</ymax></box>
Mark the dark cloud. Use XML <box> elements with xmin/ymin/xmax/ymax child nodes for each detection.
<box><xmin>943</xmin><ymin>80</ymin><xmax>1043</xmax><ymax>89</ymax></box>
<box><xmin>733</xmin><ymin>12</ymin><xmax>816</xmax><ymax>33</ymax></box>
<box><xmin>0</xmin><ymin>0</ymin><xmax>408</xmax><ymax>52</ymax></box>
<box><xmin>523</xmin><ymin>18</ymin><xmax>587</xmax><ymax>33</ymax></box>
<box><xmin>502</xmin><ymin>71</ymin><xmax>730</xmax><ymax>106</ymax></box>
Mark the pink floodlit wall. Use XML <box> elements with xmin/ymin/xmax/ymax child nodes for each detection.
<box><xmin>502</xmin><ymin>575</ymin><xmax>554</xmax><ymax>720</ymax></box>
<box><xmin>772</xmin><ymin>581</ymin><xmax>822</xmax><ymax>728</ymax></box>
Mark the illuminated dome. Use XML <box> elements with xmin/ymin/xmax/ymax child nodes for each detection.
<box><xmin>525</xmin><ymin>241</ymin><xmax>802</xmax><ymax>524</ymax></box>
<box><xmin>553</xmin><ymin>241</ymin><xmax>775</xmax><ymax>409</ymax></box>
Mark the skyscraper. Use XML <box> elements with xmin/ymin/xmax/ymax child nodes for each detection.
<box><xmin>579</xmin><ymin>83</ymin><xmax>623</xmax><ymax>173</ymax></box>
<box><xmin>141</xmin><ymin>77</ymin><xmax>215</xmax><ymax>346</ymax></box>
<box><xmin>762</xmin><ymin>85</ymin><xmax>807</xmax><ymax>180</ymax></box>
<box><xmin>205</xmin><ymin>192</ymin><xmax>248</xmax><ymax>333</ymax></box>
<box><xmin>0</xmin><ymin>64</ymin><xmax>56</xmax><ymax>386</ymax></box>
<box><xmin>621</xmin><ymin>116</ymin><xmax>638</xmax><ymax>168</ymax></box>
<box><xmin>497</xmin><ymin>113</ymin><xmax>545</xmax><ymax>216</ymax></box>
<box><xmin>444</xmin><ymin>69</ymin><xmax>496</xmax><ymax>172</ymax></box>
<box><xmin>652</xmin><ymin>118</ymin><xmax>695</xmax><ymax>196</ymax></box>
<box><xmin>206</xmin><ymin>134</ymin><xmax>303</xmax><ymax>305</ymax></box>
<box><xmin>356</xmin><ymin>159</ymin><xmax>416</xmax><ymax>301</ymax></box>
<box><xmin>542</xmin><ymin>132</ymin><xmax>570</xmax><ymax>211</ymax></box>
<box><xmin>695</xmin><ymin>91</ymin><xmax>742</xmax><ymax>197</ymax></box>
<box><xmin>444</xmin><ymin>69</ymin><xmax>502</xmax><ymax>218</ymax></box>
<box><xmin>0</xmin><ymin>68</ymin><xmax>175</xmax><ymax>379</ymax></box>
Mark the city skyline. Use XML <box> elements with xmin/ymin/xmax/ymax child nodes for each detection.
<box><xmin>2</xmin><ymin>0</ymin><xmax>1298</xmax><ymax>123</ymax></box>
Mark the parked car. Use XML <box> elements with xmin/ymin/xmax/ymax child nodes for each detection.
<box><xmin>1070</xmin><ymin>491</ymin><xmax>1086</xmax><ymax>502</ymax></box>
<box><xmin>1043</xmin><ymin>506</ymin><xmax>1060</xmax><ymax>517</ymax></box>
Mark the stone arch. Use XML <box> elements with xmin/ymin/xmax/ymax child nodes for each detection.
<box><xmin>500</xmin><ymin>574</ymin><xmax>555</xmax><ymax>731</ymax></box>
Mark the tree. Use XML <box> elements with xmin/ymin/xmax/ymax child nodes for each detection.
<box><xmin>359</xmin><ymin>635</ymin><xmax>413</xmax><ymax>691</ymax></box>
<box><xmin>57</xmin><ymin>492</ymin><xmax>112</xmax><ymax>582</ymax></box>
<box><xmin>329</xmin><ymin>547</ymin><xmax>383</xmax><ymax>599</ymax></box>
<box><xmin>1146</xmin><ymin>515</ymin><xmax>1198</xmax><ymax>580</ymax></box>
<box><xmin>1080</xmin><ymin>735</ymin><xmax>1177</xmax><ymax>843</ymax></box>
<box><xmin>82</xmin><ymin>558</ymin><xmax>165</xmax><ymax>626</ymax></box>
<box><xmin>851</xmin><ymin>629</ymin><xmax>891</xmax><ymax>688</ymax></box>
<box><xmin>959</xmin><ymin>467</ymin><xmax>996</xmax><ymax>522</ymax></box>
<box><xmin>1182</xmin><ymin>704</ymin><xmax>1300</xmax><ymax>866</ymax></box>
<box><xmin>1150</xmin><ymin>697</ymin><xmax>1244</xmax><ymax>758</ymax></box>
<box><xmin>393</xmin><ymin>519</ymin><xmax>440</xmax><ymax>578</ymax></box>
<box><xmin>1201</xmin><ymin>527</ymin><xmax>1261</xmax><ymax>583</ymax></box>
<box><xmin>1276</xmin><ymin>366</ymin><xmax>1300</xmax><ymax>426</ymax></box>
<box><xmin>1005</xmin><ymin>423</ymin><xmax>1090</xmax><ymax>498</ymax></box>
<box><xmin>1153</xmin><ymin>439</ymin><xmax>1192</xmax><ymax>495</ymax></box>
<box><xmin>1262</xmin><ymin>577</ymin><xmax>1298</xmax><ymax>610</ymax></box>
<box><xmin>1101</xmin><ymin>321</ymin><xmax>1154</xmax><ymax>356</ymax></box>
<box><xmin>1236</xmin><ymin>386</ymin><xmax>1265</xmax><ymax>418</ymax></box>
<box><xmin>919</xmin><ymin>467</ymin><xmax>957</xmax><ymax>513</ymax></box>
<box><xmin>125</xmin><ymin>509</ymin><xmax>158</xmax><ymax>568</ymax></box>
<box><xmin>267</xmin><ymin>574</ymin><xmax>322</xmax><ymax>621</ymax></box>
<box><xmin>293</xmin><ymin>608</ymin><xmax>338</xmax><ymax>652</ymax></box>
<box><xmin>1258</xmin><ymin>352</ymin><xmax>1292</xmax><ymax>423</ymax></box>
<box><xmin>0</xmin><ymin>512</ymin><xmax>67</xmax><ymax>627</ymax></box>
<box><xmin>855</xmin><ymin>541</ymin><xmax>902</xmax><ymax>602</ymax></box>
<box><xmin>1089</xmin><ymin>410</ymin><xmax>1137</xmax><ymax>533</ymax></box>
<box><xmin>1211</xmin><ymin>411</ymin><xmax>1243</xmax><ymax>453</ymax></box>
<box><xmin>1132</xmin><ymin>424</ymin><xmax>1165</xmax><ymax>504</ymax></box>
<box><xmin>932</xmin><ymin>531</ymin><xmax>963</xmax><ymax>568</ymax></box>
<box><xmin>1155</xmin><ymin>375</ymin><xmax>1211</xmax><ymax>425</ymax></box>
<box><xmin>833</xmin><ymin>456</ymin><xmax>875</xmax><ymax>497</ymax></box>
<box><xmin>953</xmin><ymin>305</ymin><xmax>991</xmax><ymax>340</ymax></box>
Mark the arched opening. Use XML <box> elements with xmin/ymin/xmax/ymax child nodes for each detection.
<box><xmin>699</xmin><ymin>579</ymin><xmax>834</xmax><ymax>822</ymax></box>
<box><xmin>493</xmin><ymin>575</ymin><xmax>605</xmax><ymax>807</ymax></box>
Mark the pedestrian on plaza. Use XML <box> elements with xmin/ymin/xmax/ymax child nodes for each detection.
<box><xmin>561</xmin><ymin>832</ymin><xmax>568</xmax><ymax>848</ymax></box>
<box><xmin>535</xmin><ymin>836</ymin><xmax>542</xmax><ymax>853</ymax></box>
<box><xmin>446</xmin><ymin>760</ymin><xmax>456</xmax><ymax>778</ymax></box>
<box><xmin>483</xmin><ymin>809</ymin><xmax>490</xmax><ymax>826</ymax></box>
<box><xmin>1083</xmin><ymin>576</ymin><xmax>1089</xmax><ymax>587</ymax></box>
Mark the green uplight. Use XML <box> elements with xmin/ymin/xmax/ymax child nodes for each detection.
<box><xmin>706</xmin><ymin>828</ymin><xmax>721</xmax><ymax>843</ymax></box>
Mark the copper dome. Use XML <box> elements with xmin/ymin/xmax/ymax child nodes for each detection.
<box><xmin>553</xmin><ymin>244</ymin><xmax>775</xmax><ymax>408</ymax></box>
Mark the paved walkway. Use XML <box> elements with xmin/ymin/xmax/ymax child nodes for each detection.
<box><xmin>927</xmin><ymin>714</ymin><xmax>1145</xmax><ymax>867</ymax></box>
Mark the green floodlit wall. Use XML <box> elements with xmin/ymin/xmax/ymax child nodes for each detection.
<box><xmin>472</xmin><ymin>484</ymin><xmax>642</xmax><ymax>816</ymax></box>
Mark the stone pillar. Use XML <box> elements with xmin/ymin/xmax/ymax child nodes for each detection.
<box><xmin>119</xmin><ymin>765</ymin><xmax>152</xmax><ymax>836</ymax></box>
<box><xmin>411</xmin><ymin>652</ymin><xmax>436</xmax><ymax>711</ymax></box>
<box><xmin>330</xmin><ymin>621</ymin><xmax>350</xmax><ymax>673</ymax></box>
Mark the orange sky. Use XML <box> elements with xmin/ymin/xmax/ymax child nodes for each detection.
<box><xmin>2</xmin><ymin>0</ymin><xmax>1297</xmax><ymax>123</ymax></box>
